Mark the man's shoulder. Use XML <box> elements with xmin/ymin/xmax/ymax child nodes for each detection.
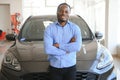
<box><xmin>68</xmin><ymin>21</ymin><xmax>81</xmax><ymax>32</ymax></box>
<box><xmin>46</xmin><ymin>22</ymin><xmax>55</xmax><ymax>28</ymax></box>
<box><xmin>45</xmin><ymin>22</ymin><xmax>56</xmax><ymax>31</ymax></box>
<box><xmin>69</xmin><ymin>21</ymin><xmax>79</xmax><ymax>28</ymax></box>
<box><xmin>49</xmin><ymin>21</ymin><xmax>57</xmax><ymax>26</ymax></box>
<box><xmin>68</xmin><ymin>21</ymin><xmax>77</xmax><ymax>26</ymax></box>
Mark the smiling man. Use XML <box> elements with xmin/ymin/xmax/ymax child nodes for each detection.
<box><xmin>44</xmin><ymin>3</ymin><xmax>82</xmax><ymax>80</ymax></box>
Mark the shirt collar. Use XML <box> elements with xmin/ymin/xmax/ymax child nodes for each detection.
<box><xmin>55</xmin><ymin>20</ymin><xmax>70</xmax><ymax>25</ymax></box>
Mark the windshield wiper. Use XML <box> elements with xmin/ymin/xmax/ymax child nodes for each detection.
<box><xmin>20</xmin><ymin>38</ymin><xmax>43</xmax><ymax>42</ymax></box>
<box><xmin>82</xmin><ymin>38</ymin><xmax>93</xmax><ymax>40</ymax></box>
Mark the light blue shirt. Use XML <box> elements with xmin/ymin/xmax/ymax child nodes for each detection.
<box><xmin>44</xmin><ymin>21</ymin><xmax>82</xmax><ymax>68</ymax></box>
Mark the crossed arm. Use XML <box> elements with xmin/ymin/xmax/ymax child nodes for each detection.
<box><xmin>54</xmin><ymin>38</ymin><xmax>75</xmax><ymax>54</ymax></box>
<box><xmin>53</xmin><ymin>37</ymin><xmax>76</xmax><ymax>48</ymax></box>
<box><xmin>44</xmin><ymin>26</ymin><xmax>82</xmax><ymax>56</ymax></box>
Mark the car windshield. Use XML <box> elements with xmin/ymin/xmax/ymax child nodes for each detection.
<box><xmin>19</xmin><ymin>15</ymin><xmax>94</xmax><ymax>41</ymax></box>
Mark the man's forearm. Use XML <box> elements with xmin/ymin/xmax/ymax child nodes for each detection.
<box><xmin>53</xmin><ymin>37</ymin><xmax>76</xmax><ymax>53</ymax></box>
<box><xmin>53</xmin><ymin>37</ymin><xmax>75</xmax><ymax>48</ymax></box>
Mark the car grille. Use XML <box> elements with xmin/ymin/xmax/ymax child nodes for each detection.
<box><xmin>20</xmin><ymin>72</ymin><xmax>49</xmax><ymax>80</ymax></box>
<box><xmin>21</xmin><ymin>72</ymin><xmax>99</xmax><ymax>80</ymax></box>
<box><xmin>76</xmin><ymin>71</ymin><xmax>99</xmax><ymax>80</ymax></box>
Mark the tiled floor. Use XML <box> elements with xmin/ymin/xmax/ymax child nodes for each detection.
<box><xmin>0</xmin><ymin>40</ymin><xmax>120</xmax><ymax>80</ymax></box>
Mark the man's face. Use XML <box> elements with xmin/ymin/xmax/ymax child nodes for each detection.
<box><xmin>57</xmin><ymin>5</ymin><xmax>71</xmax><ymax>22</ymax></box>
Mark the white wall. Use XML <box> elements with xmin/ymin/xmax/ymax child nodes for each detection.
<box><xmin>105</xmin><ymin>0</ymin><xmax>120</xmax><ymax>55</ymax></box>
<box><xmin>116</xmin><ymin>0</ymin><xmax>120</xmax><ymax>57</ymax></box>
<box><xmin>0</xmin><ymin>0</ymin><xmax>22</xmax><ymax>14</ymax></box>
<box><xmin>0</xmin><ymin>0</ymin><xmax>22</xmax><ymax>33</ymax></box>
<box><xmin>0</xmin><ymin>4</ymin><xmax>11</xmax><ymax>33</ymax></box>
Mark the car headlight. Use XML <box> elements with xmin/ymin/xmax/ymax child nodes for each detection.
<box><xmin>97</xmin><ymin>48</ymin><xmax>113</xmax><ymax>70</ymax></box>
<box><xmin>3</xmin><ymin>52</ymin><xmax>21</xmax><ymax>71</ymax></box>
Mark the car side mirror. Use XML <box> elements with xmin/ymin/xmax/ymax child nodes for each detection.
<box><xmin>6</xmin><ymin>34</ymin><xmax>16</xmax><ymax>41</ymax></box>
<box><xmin>95</xmin><ymin>32</ymin><xmax>103</xmax><ymax>40</ymax></box>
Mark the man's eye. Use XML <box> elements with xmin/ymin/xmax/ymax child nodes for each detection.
<box><xmin>58</xmin><ymin>11</ymin><xmax>69</xmax><ymax>14</ymax></box>
<box><xmin>65</xmin><ymin>11</ymin><xmax>68</xmax><ymax>13</ymax></box>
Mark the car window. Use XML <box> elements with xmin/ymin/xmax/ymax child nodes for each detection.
<box><xmin>43</xmin><ymin>21</ymin><xmax>53</xmax><ymax>28</ymax></box>
<box><xmin>20</xmin><ymin>20</ymin><xmax>45</xmax><ymax>41</ymax></box>
<box><xmin>69</xmin><ymin>16</ymin><xmax>93</xmax><ymax>40</ymax></box>
<box><xmin>19</xmin><ymin>16</ymin><xmax>93</xmax><ymax>41</ymax></box>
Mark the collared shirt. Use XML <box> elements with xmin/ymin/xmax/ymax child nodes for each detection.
<box><xmin>44</xmin><ymin>21</ymin><xmax>82</xmax><ymax>68</ymax></box>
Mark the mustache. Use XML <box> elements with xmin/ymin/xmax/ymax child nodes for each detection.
<box><xmin>58</xmin><ymin>19</ymin><xmax>66</xmax><ymax>22</ymax></box>
<box><xmin>57</xmin><ymin>14</ymin><xmax>67</xmax><ymax>17</ymax></box>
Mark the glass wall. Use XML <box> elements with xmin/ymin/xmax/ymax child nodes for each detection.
<box><xmin>74</xmin><ymin>0</ymin><xmax>105</xmax><ymax>40</ymax></box>
<box><xmin>22</xmin><ymin>0</ymin><xmax>74</xmax><ymax>20</ymax></box>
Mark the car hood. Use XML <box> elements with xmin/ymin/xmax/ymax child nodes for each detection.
<box><xmin>76</xmin><ymin>40</ymin><xmax>98</xmax><ymax>70</ymax></box>
<box><xmin>14</xmin><ymin>40</ymin><xmax>48</xmax><ymax>61</ymax></box>
<box><xmin>77</xmin><ymin>40</ymin><xmax>98</xmax><ymax>60</ymax></box>
<box><xmin>13</xmin><ymin>40</ymin><xmax>98</xmax><ymax>61</ymax></box>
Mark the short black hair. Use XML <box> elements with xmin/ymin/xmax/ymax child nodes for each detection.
<box><xmin>57</xmin><ymin>3</ymin><xmax>71</xmax><ymax>12</ymax></box>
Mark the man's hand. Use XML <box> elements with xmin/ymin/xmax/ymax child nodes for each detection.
<box><xmin>70</xmin><ymin>37</ymin><xmax>76</xmax><ymax>43</ymax></box>
<box><xmin>53</xmin><ymin>43</ymin><xmax>70</xmax><ymax>54</ymax></box>
<box><xmin>53</xmin><ymin>43</ymin><xmax>59</xmax><ymax>48</ymax></box>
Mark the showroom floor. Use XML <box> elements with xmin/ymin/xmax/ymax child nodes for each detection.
<box><xmin>0</xmin><ymin>40</ymin><xmax>120</xmax><ymax>80</ymax></box>
<box><xmin>113</xmin><ymin>56</ymin><xmax>120</xmax><ymax>80</ymax></box>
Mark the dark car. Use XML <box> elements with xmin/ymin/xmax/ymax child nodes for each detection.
<box><xmin>0</xmin><ymin>15</ymin><xmax>116</xmax><ymax>80</ymax></box>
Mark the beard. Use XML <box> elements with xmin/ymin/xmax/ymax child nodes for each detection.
<box><xmin>57</xmin><ymin>16</ymin><xmax>68</xmax><ymax>23</ymax></box>
<box><xmin>58</xmin><ymin>19</ymin><xmax>67</xmax><ymax>23</ymax></box>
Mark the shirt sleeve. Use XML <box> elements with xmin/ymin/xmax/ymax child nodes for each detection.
<box><xmin>59</xmin><ymin>25</ymin><xmax>82</xmax><ymax>53</ymax></box>
<box><xmin>44</xmin><ymin>26</ymin><xmax>66</xmax><ymax>56</ymax></box>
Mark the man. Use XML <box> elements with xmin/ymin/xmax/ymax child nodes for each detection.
<box><xmin>44</xmin><ymin>3</ymin><xmax>82</xmax><ymax>80</ymax></box>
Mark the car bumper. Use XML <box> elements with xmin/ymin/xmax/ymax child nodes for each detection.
<box><xmin>76</xmin><ymin>66</ymin><xmax>116</xmax><ymax>80</ymax></box>
<box><xmin>0</xmin><ymin>66</ymin><xmax>116</xmax><ymax>80</ymax></box>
